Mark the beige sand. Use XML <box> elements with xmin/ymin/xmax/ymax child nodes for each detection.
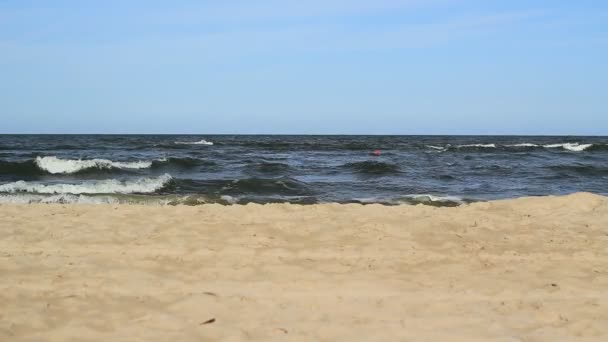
<box><xmin>1</xmin><ymin>192</ymin><xmax>607</xmax><ymax>341</ymax></box>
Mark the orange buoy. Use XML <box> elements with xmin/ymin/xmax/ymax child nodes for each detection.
<box><xmin>372</xmin><ymin>150</ymin><xmax>381</xmax><ymax>156</ymax></box>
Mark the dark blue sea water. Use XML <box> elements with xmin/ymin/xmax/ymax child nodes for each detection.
<box><xmin>1</xmin><ymin>135</ymin><xmax>607</xmax><ymax>206</ymax></box>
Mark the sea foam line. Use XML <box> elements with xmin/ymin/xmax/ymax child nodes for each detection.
<box><xmin>0</xmin><ymin>174</ymin><xmax>172</xmax><ymax>195</ymax></box>
<box><xmin>35</xmin><ymin>156</ymin><xmax>153</xmax><ymax>174</ymax></box>
<box><xmin>401</xmin><ymin>194</ymin><xmax>464</xmax><ymax>203</ymax></box>
<box><xmin>0</xmin><ymin>194</ymin><xmax>124</xmax><ymax>205</ymax></box>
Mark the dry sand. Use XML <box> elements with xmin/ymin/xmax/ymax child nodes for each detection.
<box><xmin>1</xmin><ymin>192</ymin><xmax>608</xmax><ymax>341</ymax></box>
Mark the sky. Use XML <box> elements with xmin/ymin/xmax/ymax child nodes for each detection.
<box><xmin>0</xmin><ymin>0</ymin><xmax>607</xmax><ymax>135</ymax></box>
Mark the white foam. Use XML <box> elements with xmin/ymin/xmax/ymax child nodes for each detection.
<box><xmin>427</xmin><ymin>145</ymin><xmax>446</xmax><ymax>151</ymax></box>
<box><xmin>220</xmin><ymin>195</ymin><xmax>237</xmax><ymax>204</ymax></box>
<box><xmin>396</xmin><ymin>194</ymin><xmax>466</xmax><ymax>205</ymax></box>
<box><xmin>0</xmin><ymin>174</ymin><xmax>172</xmax><ymax>195</ymax></box>
<box><xmin>0</xmin><ymin>194</ymin><xmax>120</xmax><ymax>204</ymax></box>
<box><xmin>35</xmin><ymin>156</ymin><xmax>152</xmax><ymax>174</ymax></box>
<box><xmin>543</xmin><ymin>143</ymin><xmax>593</xmax><ymax>152</ymax></box>
<box><xmin>457</xmin><ymin>144</ymin><xmax>496</xmax><ymax>148</ymax></box>
<box><xmin>0</xmin><ymin>193</ymin><xmax>228</xmax><ymax>205</ymax></box>
<box><xmin>506</xmin><ymin>143</ymin><xmax>539</xmax><ymax>147</ymax></box>
<box><xmin>400</xmin><ymin>194</ymin><xmax>464</xmax><ymax>204</ymax></box>
<box><xmin>175</xmin><ymin>139</ymin><xmax>214</xmax><ymax>146</ymax></box>
<box><xmin>0</xmin><ymin>194</ymin><xmax>179</xmax><ymax>205</ymax></box>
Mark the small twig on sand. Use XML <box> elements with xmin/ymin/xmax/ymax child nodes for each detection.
<box><xmin>200</xmin><ymin>318</ymin><xmax>216</xmax><ymax>325</ymax></box>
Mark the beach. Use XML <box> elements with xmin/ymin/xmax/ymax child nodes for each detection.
<box><xmin>1</xmin><ymin>192</ymin><xmax>607</xmax><ymax>341</ymax></box>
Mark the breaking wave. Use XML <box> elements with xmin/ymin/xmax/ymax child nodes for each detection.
<box><xmin>543</xmin><ymin>143</ymin><xmax>593</xmax><ymax>152</ymax></box>
<box><xmin>0</xmin><ymin>174</ymin><xmax>172</xmax><ymax>195</ymax></box>
<box><xmin>0</xmin><ymin>157</ymin><xmax>220</xmax><ymax>176</ymax></box>
<box><xmin>505</xmin><ymin>143</ymin><xmax>539</xmax><ymax>147</ymax></box>
<box><xmin>35</xmin><ymin>156</ymin><xmax>153</xmax><ymax>174</ymax></box>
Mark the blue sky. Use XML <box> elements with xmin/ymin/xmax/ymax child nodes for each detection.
<box><xmin>1</xmin><ymin>0</ymin><xmax>606</xmax><ymax>134</ymax></box>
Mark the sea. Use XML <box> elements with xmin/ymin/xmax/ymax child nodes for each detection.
<box><xmin>0</xmin><ymin>135</ymin><xmax>607</xmax><ymax>206</ymax></box>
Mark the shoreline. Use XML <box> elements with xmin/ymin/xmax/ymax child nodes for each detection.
<box><xmin>1</xmin><ymin>192</ymin><xmax>604</xmax><ymax>207</ymax></box>
<box><xmin>1</xmin><ymin>192</ymin><xmax>607</xmax><ymax>340</ymax></box>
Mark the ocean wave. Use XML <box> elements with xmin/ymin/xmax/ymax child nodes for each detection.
<box><xmin>440</xmin><ymin>144</ymin><xmax>498</xmax><ymax>153</ymax></box>
<box><xmin>499</xmin><ymin>142</ymin><xmax>594</xmax><ymax>152</ymax></box>
<box><xmin>543</xmin><ymin>143</ymin><xmax>593</xmax><ymax>152</ymax></box>
<box><xmin>35</xmin><ymin>156</ymin><xmax>153</xmax><ymax>174</ymax></box>
<box><xmin>429</xmin><ymin>142</ymin><xmax>600</xmax><ymax>152</ymax></box>
<box><xmin>0</xmin><ymin>193</ymin><xmax>227</xmax><ymax>205</ymax></box>
<box><xmin>1</xmin><ymin>156</ymin><xmax>202</xmax><ymax>177</ymax></box>
<box><xmin>342</xmin><ymin>161</ymin><xmax>400</xmax><ymax>175</ymax></box>
<box><xmin>458</xmin><ymin>144</ymin><xmax>496</xmax><ymax>148</ymax></box>
<box><xmin>245</xmin><ymin>161</ymin><xmax>291</xmax><ymax>174</ymax></box>
<box><xmin>426</xmin><ymin>145</ymin><xmax>447</xmax><ymax>152</ymax></box>
<box><xmin>0</xmin><ymin>192</ymin><xmax>474</xmax><ymax>206</ymax></box>
<box><xmin>170</xmin><ymin>177</ymin><xmax>313</xmax><ymax>197</ymax></box>
<box><xmin>221</xmin><ymin>177</ymin><xmax>311</xmax><ymax>196</ymax></box>
<box><xmin>174</xmin><ymin>139</ymin><xmax>214</xmax><ymax>146</ymax></box>
<box><xmin>0</xmin><ymin>174</ymin><xmax>172</xmax><ymax>195</ymax></box>
<box><xmin>427</xmin><ymin>145</ymin><xmax>445</xmax><ymax>149</ymax></box>
<box><xmin>451</xmin><ymin>142</ymin><xmax>607</xmax><ymax>152</ymax></box>
<box><xmin>0</xmin><ymin>193</ymin><xmax>319</xmax><ymax>205</ymax></box>
<box><xmin>505</xmin><ymin>143</ymin><xmax>539</xmax><ymax>147</ymax></box>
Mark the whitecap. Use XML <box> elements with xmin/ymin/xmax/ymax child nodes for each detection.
<box><xmin>543</xmin><ymin>143</ymin><xmax>593</xmax><ymax>152</ymax></box>
<box><xmin>506</xmin><ymin>143</ymin><xmax>539</xmax><ymax>147</ymax></box>
<box><xmin>174</xmin><ymin>139</ymin><xmax>214</xmax><ymax>146</ymax></box>
<box><xmin>456</xmin><ymin>144</ymin><xmax>496</xmax><ymax>148</ymax></box>
<box><xmin>35</xmin><ymin>156</ymin><xmax>152</xmax><ymax>174</ymax></box>
<box><xmin>0</xmin><ymin>174</ymin><xmax>172</xmax><ymax>195</ymax></box>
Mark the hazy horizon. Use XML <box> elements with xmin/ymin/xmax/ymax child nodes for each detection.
<box><xmin>1</xmin><ymin>1</ymin><xmax>607</xmax><ymax>135</ymax></box>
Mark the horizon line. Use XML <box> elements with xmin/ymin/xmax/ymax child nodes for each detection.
<box><xmin>1</xmin><ymin>133</ymin><xmax>607</xmax><ymax>137</ymax></box>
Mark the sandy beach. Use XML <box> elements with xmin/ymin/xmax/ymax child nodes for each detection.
<box><xmin>1</xmin><ymin>192</ymin><xmax>607</xmax><ymax>341</ymax></box>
